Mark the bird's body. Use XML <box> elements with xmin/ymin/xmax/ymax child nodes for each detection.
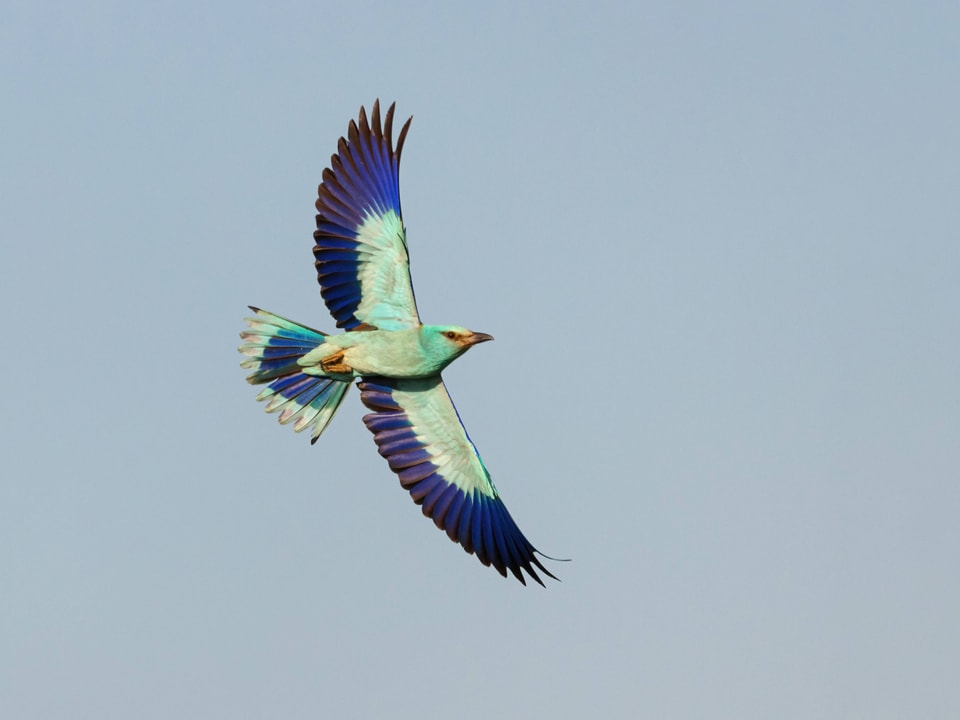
<box><xmin>239</xmin><ymin>101</ymin><xmax>558</xmax><ymax>585</ymax></box>
<box><xmin>297</xmin><ymin>325</ymin><xmax>492</xmax><ymax>379</ymax></box>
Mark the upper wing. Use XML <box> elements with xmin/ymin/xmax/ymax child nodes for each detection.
<box><xmin>314</xmin><ymin>101</ymin><xmax>420</xmax><ymax>332</ymax></box>
<box><xmin>358</xmin><ymin>376</ymin><xmax>558</xmax><ymax>586</ymax></box>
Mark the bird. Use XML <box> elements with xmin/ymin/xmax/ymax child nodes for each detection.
<box><xmin>239</xmin><ymin>100</ymin><xmax>559</xmax><ymax>586</ymax></box>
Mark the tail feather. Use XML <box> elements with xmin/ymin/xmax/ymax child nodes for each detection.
<box><xmin>240</xmin><ymin>307</ymin><xmax>350</xmax><ymax>442</ymax></box>
<box><xmin>239</xmin><ymin>306</ymin><xmax>327</xmax><ymax>383</ymax></box>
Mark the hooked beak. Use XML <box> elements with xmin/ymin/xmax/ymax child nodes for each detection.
<box><xmin>465</xmin><ymin>331</ymin><xmax>494</xmax><ymax>346</ymax></box>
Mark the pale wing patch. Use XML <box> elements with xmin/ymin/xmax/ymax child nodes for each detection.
<box><xmin>354</xmin><ymin>210</ymin><xmax>419</xmax><ymax>331</ymax></box>
<box><xmin>393</xmin><ymin>379</ymin><xmax>497</xmax><ymax>499</ymax></box>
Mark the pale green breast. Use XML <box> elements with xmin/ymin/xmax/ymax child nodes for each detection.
<box><xmin>329</xmin><ymin>328</ymin><xmax>441</xmax><ymax>378</ymax></box>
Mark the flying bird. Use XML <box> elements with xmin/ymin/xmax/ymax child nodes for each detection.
<box><xmin>239</xmin><ymin>101</ymin><xmax>558</xmax><ymax>586</ymax></box>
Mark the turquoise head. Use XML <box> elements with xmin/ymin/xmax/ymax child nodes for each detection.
<box><xmin>418</xmin><ymin>325</ymin><xmax>494</xmax><ymax>373</ymax></box>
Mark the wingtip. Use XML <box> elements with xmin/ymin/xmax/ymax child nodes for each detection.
<box><xmin>395</xmin><ymin>114</ymin><xmax>413</xmax><ymax>160</ymax></box>
<box><xmin>366</xmin><ymin>100</ymin><xmax>411</xmax><ymax>161</ymax></box>
<box><xmin>357</xmin><ymin>104</ymin><xmax>369</xmax><ymax>135</ymax></box>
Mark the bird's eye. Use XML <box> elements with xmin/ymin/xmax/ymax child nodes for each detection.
<box><xmin>445</xmin><ymin>331</ymin><xmax>457</xmax><ymax>339</ymax></box>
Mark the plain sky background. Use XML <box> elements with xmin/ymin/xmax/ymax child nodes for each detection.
<box><xmin>2</xmin><ymin>1</ymin><xmax>958</xmax><ymax>718</ymax></box>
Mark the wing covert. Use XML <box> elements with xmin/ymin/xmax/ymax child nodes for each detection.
<box><xmin>314</xmin><ymin>100</ymin><xmax>419</xmax><ymax>332</ymax></box>
<box><xmin>358</xmin><ymin>376</ymin><xmax>557</xmax><ymax>586</ymax></box>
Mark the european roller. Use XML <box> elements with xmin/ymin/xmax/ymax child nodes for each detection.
<box><xmin>239</xmin><ymin>101</ymin><xmax>558</xmax><ymax>586</ymax></box>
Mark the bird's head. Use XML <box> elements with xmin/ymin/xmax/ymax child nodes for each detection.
<box><xmin>421</xmin><ymin>325</ymin><xmax>494</xmax><ymax>370</ymax></box>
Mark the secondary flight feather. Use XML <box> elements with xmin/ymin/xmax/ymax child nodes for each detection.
<box><xmin>239</xmin><ymin>101</ymin><xmax>558</xmax><ymax>586</ymax></box>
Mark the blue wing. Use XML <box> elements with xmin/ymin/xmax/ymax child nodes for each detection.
<box><xmin>314</xmin><ymin>101</ymin><xmax>420</xmax><ymax>332</ymax></box>
<box><xmin>358</xmin><ymin>376</ymin><xmax>558</xmax><ymax>586</ymax></box>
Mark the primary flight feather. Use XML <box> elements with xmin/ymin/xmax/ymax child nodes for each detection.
<box><xmin>239</xmin><ymin>101</ymin><xmax>558</xmax><ymax>586</ymax></box>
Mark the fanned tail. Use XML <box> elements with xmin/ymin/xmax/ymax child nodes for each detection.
<box><xmin>239</xmin><ymin>307</ymin><xmax>350</xmax><ymax>443</ymax></box>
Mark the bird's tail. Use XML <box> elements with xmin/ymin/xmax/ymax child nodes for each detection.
<box><xmin>239</xmin><ymin>307</ymin><xmax>350</xmax><ymax>444</ymax></box>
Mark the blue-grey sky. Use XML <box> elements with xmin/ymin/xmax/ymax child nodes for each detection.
<box><xmin>2</xmin><ymin>1</ymin><xmax>958</xmax><ymax>718</ymax></box>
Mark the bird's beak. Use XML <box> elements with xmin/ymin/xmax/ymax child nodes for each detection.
<box><xmin>466</xmin><ymin>331</ymin><xmax>494</xmax><ymax>345</ymax></box>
